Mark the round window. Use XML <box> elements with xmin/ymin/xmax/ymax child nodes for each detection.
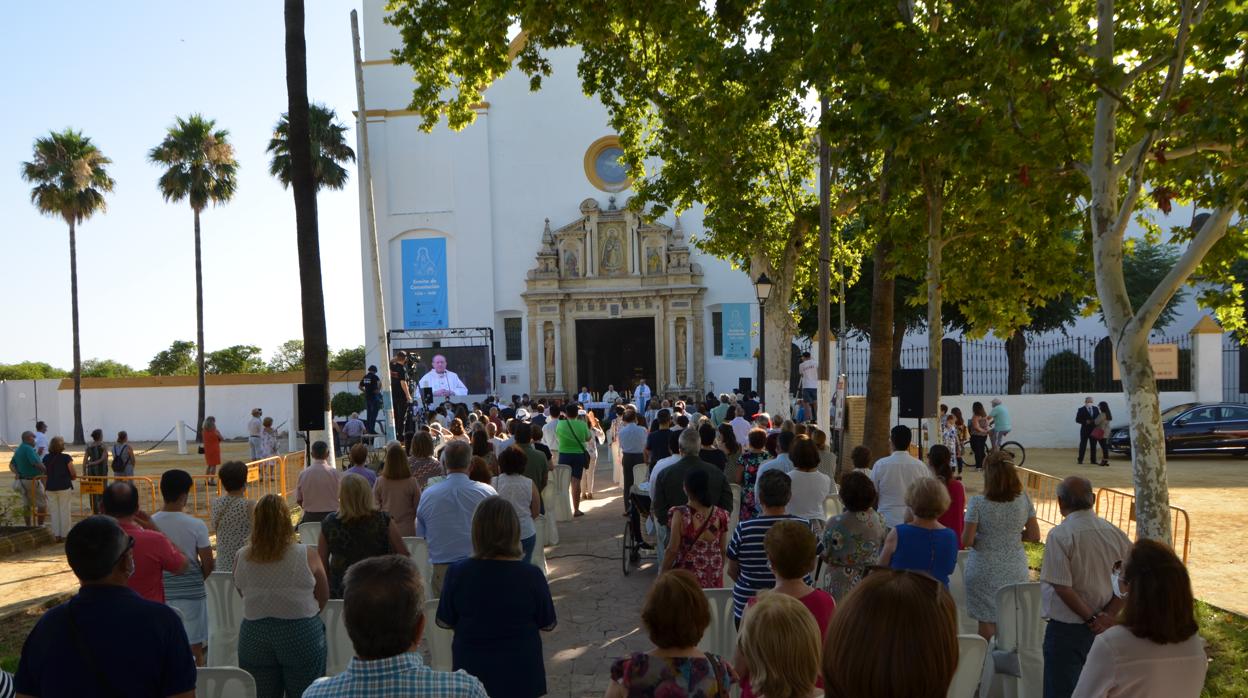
<box><xmin>584</xmin><ymin>136</ymin><xmax>631</xmax><ymax>192</ymax></box>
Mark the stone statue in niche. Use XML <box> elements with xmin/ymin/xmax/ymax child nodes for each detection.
<box><xmin>646</xmin><ymin>246</ymin><xmax>662</xmax><ymax>275</ymax></box>
<box><xmin>544</xmin><ymin>324</ymin><xmax>556</xmax><ymax>392</ymax></box>
<box><xmin>675</xmin><ymin>320</ymin><xmax>688</xmax><ymax>386</ymax></box>
<box><xmin>563</xmin><ymin>248</ymin><xmax>580</xmax><ymax>277</ymax></box>
<box><xmin>600</xmin><ymin>228</ymin><xmax>624</xmax><ymax>273</ymax></box>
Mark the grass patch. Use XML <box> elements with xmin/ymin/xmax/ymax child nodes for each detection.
<box><xmin>1198</xmin><ymin>600</ymin><xmax>1248</xmax><ymax>697</ymax></box>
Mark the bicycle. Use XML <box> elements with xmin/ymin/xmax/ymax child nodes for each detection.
<box><xmin>998</xmin><ymin>439</ymin><xmax>1027</xmax><ymax>467</ymax></box>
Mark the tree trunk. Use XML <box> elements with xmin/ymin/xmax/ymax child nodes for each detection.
<box><xmin>923</xmin><ymin>165</ymin><xmax>944</xmax><ymax>442</ymax></box>
<box><xmin>194</xmin><ymin>208</ymin><xmax>206</xmax><ymax>443</ymax></box>
<box><xmin>1089</xmin><ymin>0</ymin><xmax>1170</xmax><ymax>540</ymax></box>
<box><xmin>1005</xmin><ymin>331</ymin><xmax>1027</xmax><ymax>395</ymax></box>
<box><xmin>864</xmin><ymin>239</ymin><xmax>895</xmax><ymax>461</ymax></box>
<box><xmin>68</xmin><ymin>219</ymin><xmax>84</xmax><ymax>445</ymax></box>
<box><xmin>285</xmin><ymin>0</ymin><xmax>332</xmax><ymax>457</ymax></box>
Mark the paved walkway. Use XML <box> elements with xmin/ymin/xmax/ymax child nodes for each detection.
<box><xmin>540</xmin><ymin>461</ymin><xmax>657</xmax><ymax>697</ymax></box>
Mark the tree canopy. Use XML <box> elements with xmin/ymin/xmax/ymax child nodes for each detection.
<box><xmin>0</xmin><ymin>362</ymin><xmax>68</xmax><ymax>380</ymax></box>
<box><xmin>267</xmin><ymin>102</ymin><xmax>356</xmax><ymax>191</ymax></box>
<box><xmin>268</xmin><ymin>339</ymin><xmax>306</xmax><ymax>373</ymax></box>
<box><xmin>207</xmin><ymin>345</ymin><xmax>267</xmax><ymax>374</ymax></box>
<box><xmin>148</xmin><ymin>340</ymin><xmax>197</xmax><ymax>376</ymax></box>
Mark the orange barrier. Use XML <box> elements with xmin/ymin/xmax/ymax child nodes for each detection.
<box><xmin>1018</xmin><ymin>468</ymin><xmax>1191</xmax><ymax>564</ymax></box>
<box><xmin>1095</xmin><ymin>487</ymin><xmax>1191</xmax><ymax>564</ymax></box>
<box><xmin>1019</xmin><ymin>468</ymin><xmax>1064</xmax><ymax>527</ymax></box>
<box><xmin>74</xmin><ymin>475</ymin><xmax>161</xmax><ymax>519</ymax></box>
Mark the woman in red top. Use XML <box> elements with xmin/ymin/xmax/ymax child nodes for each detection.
<box><xmin>928</xmin><ymin>444</ymin><xmax>966</xmax><ymax>547</ymax></box>
<box><xmin>738</xmin><ymin>520</ymin><xmax>834</xmax><ymax>698</ymax></box>
<box><xmin>202</xmin><ymin>416</ymin><xmax>222</xmax><ymax>487</ymax></box>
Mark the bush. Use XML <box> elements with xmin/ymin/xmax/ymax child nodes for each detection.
<box><xmin>331</xmin><ymin>391</ymin><xmax>365</xmax><ymax>417</ymax></box>
<box><xmin>1040</xmin><ymin>350</ymin><xmax>1095</xmax><ymax>393</ymax></box>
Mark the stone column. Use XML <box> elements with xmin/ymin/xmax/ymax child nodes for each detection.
<box><xmin>1191</xmin><ymin>315</ymin><xmax>1223</xmax><ymax>403</ymax></box>
<box><xmin>536</xmin><ymin>319</ymin><xmax>547</xmax><ymax>395</ymax></box>
<box><xmin>553</xmin><ymin>320</ymin><xmax>565</xmax><ymax>393</ymax></box>
<box><xmin>685</xmin><ymin>315</ymin><xmax>696</xmax><ymax>388</ymax></box>
<box><xmin>668</xmin><ymin>316</ymin><xmax>678</xmax><ymax>389</ymax></box>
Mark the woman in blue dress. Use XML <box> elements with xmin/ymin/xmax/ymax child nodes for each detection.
<box><xmin>877</xmin><ymin>477</ymin><xmax>958</xmax><ymax>586</ymax></box>
<box><xmin>437</xmin><ymin>496</ymin><xmax>556</xmax><ymax>697</ymax></box>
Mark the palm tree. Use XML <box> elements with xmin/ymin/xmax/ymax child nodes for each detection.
<box><xmin>267</xmin><ymin>103</ymin><xmax>355</xmax><ymax>190</ymax></box>
<box><xmin>149</xmin><ymin>115</ymin><xmax>238</xmax><ymax>443</ymax></box>
<box><xmin>284</xmin><ymin>0</ymin><xmax>332</xmax><ymax>443</ymax></box>
<box><xmin>21</xmin><ymin>130</ymin><xmax>115</xmax><ymax>445</ymax></box>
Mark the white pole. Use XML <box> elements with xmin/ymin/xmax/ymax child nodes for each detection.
<box><xmin>351</xmin><ymin>10</ymin><xmax>395</xmax><ymax>441</ymax></box>
<box><xmin>175</xmin><ymin>420</ymin><xmax>188</xmax><ymax>455</ymax></box>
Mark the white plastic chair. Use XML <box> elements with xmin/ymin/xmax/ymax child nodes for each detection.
<box><xmin>553</xmin><ymin>464</ymin><xmax>573</xmax><ymax>522</ymax></box>
<box><xmin>982</xmin><ymin>582</ymin><xmax>1045</xmax><ymax>698</ymax></box>
<box><xmin>423</xmin><ymin>598</ymin><xmax>454</xmax><ymax>671</ymax></box>
<box><xmin>298</xmin><ymin>521</ymin><xmax>322</xmax><ymax>546</ymax></box>
<box><xmin>204</xmin><ymin>572</ymin><xmax>243</xmax><ymax>667</ymax></box>
<box><xmin>532</xmin><ymin>516</ymin><xmax>549</xmax><ymax>575</ymax></box>
<box><xmin>321</xmin><ymin>598</ymin><xmax>353</xmax><ymax>675</ymax></box>
<box><xmin>823</xmin><ymin>495</ymin><xmax>843</xmax><ymax>519</ymax></box>
<box><xmin>403</xmin><ymin>536</ymin><xmax>433</xmax><ymax>599</ymax></box>
<box><xmin>949</xmin><ymin>549</ymin><xmax>978</xmax><ymax>635</ymax></box>
<box><xmin>697</xmin><ymin>587</ymin><xmax>738</xmax><ymax>660</ymax></box>
<box><xmin>723</xmin><ymin>484</ymin><xmax>742</xmax><ymax>587</ymax></box>
<box><xmin>948</xmin><ymin>634</ymin><xmax>989</xmax><ymax>698</ymax></box>
<box><xmin>196</xmin><ymin>666</ymin><xmax>257</xmax><ymax>698</ymax></box>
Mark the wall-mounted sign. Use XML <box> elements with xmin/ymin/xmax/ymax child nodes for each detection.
<box><xmin>1111</xmin><ymin>343</ymin><xmax>1179</xmax><ymax>380</ymax></box>
<box><xmin>401</xmin><ymin>238</ymin><xmax>448</xmax><ymax>329</ymax></box>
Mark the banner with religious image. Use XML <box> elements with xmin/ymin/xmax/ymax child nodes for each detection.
<box><xmin>722</xmin><ymin>303</ymin><xmax>751</xmax><ymax>359</ymax></box>
<box><xmin>401</xmin><ymin>238</ymin><xmax>448</xmax><ymax>329</ymax></box>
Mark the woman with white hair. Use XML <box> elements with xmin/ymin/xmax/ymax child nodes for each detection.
<box><xmin>317</xmin><ymin>473</ymin><xmax>407</xmax><ymax>598</ymax></box>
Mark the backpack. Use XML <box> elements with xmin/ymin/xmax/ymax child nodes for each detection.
<box><xmin>111</xmin><ymin>445</ymin><xmax>131</xmax><ymax>474</ymax></box>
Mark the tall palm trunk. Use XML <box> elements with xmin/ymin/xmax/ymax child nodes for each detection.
<box><xmin>864</xmin><ymin>239</ymin><xmax>895</xmax><ymax>460</ymax></box>
<box><xmin>68</xmin><ymin>219</ymin><xmax>84</xmax><ymax>445</ymax></box>
<box><xmin>194</xmin><ymin>207</ymin><xmax>206</xmax><ymax>443</ymax></box>
<box><xmin>285</xmin><ymin>0</ymin><xmax>331</xmax><ymax>425</ymax></box>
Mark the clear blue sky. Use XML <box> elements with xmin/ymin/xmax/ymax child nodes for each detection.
<box><xmin>0</xmin><ymin>1</ymin><xmax>367</xmax><ymax>369</ymax></box>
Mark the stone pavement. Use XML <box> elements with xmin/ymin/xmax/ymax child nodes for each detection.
<box><xmin>541</xmin><ymin>459</ymin><xmax>658</xmax><ymax>697</ymax></box>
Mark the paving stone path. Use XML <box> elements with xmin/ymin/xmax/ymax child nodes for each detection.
<box><xmin>541</xmin><ymin>458</ymin><xmax>659</xmax><ymax>697</ymax></box>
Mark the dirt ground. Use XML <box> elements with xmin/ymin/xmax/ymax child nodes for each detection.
<box><xmin>961</xmin><ymin>448</ymin><xmax>1247</xmax><ymax>616</ymax></box>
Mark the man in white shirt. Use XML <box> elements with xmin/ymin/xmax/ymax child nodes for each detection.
<box><xmin>1040</xmin><ymin>476</ymin><xmax>1132</xmax><ymax>698</ymax></box>
<box><xmin>602</xmin><ymin>385</ymin><xmax>620</xmax><ymax>403</ymax></box>
<box><xmin>418</xmin><ymin>354</ymin><xmax>469</xmax><ymax>398</ymax></box>
<box><xmin>869</xmin><ymin>425</ymin><xmax>931</xmax><ymax>528</ymax></box>
<box><xmin>152</xmin><ymin>469</ymin><xmax>215</xmax><ymax>665</ymax></box>
<box><xmin>633</xmin><ymin>379</ymin><xmax>652</xmax><ymax>410</ymax></box>
<box><xmin>798</xmin><ymin>351</ymin><xmax>818</xmax><ymax>404</ymax></box>
<box><xmin>246</xmin><ymin>408</ymin><xmax>263</xmax><ymax>460</ymax></box>
<box><xmin>577</xmin><ymin>387</ymin><xmax>593</xmax><ymax>403</ymax></box>
<box><xmin>647</xmin><ymin>430</ymin><xmax>684</xmax><ymax>496</ymax></box>
<box><xmin>754</xmin><ymin>430</ymin><xmax>797</xmax><ymax>501</ymax></box>
<box><xmin>342</xmin><ymin>412</ymin><xmax>367</xmax><ymax>446</ymax></box>
<box><xmin>33</xmin><ymin>422</ymin><xmax>49</xmax><ymax>456</ymax></box>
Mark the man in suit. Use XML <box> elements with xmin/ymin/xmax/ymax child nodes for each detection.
<box><xmin>1075</xmin><ymin>396</ymin><xmax>1100</xmax><ymax>464</ymax></box>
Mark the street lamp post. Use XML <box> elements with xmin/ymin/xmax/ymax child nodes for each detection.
<box><xmin>754</xmin><ymin>273</ymin><xmax>773</xmax><ymax>409</ymax></box>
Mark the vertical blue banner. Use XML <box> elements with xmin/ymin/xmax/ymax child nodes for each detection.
<box><xmin>723</xmin><ymin>303</ymin><xmax>751</xmax><ymax>359</ymax></box>
<box><xmin>401</xmin><ymin>238</ymin><xmax>448</xmax><ymax>329</ymax></box>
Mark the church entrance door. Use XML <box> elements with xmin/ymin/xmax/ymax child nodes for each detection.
<box><xmin>575</xmin><ymin>318</ymin><xmax>655</xmax><ymax>396</ymax></box>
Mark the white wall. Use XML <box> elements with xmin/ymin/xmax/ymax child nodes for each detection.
<box><xmin>1</xmin><ymin>379</ymin><xmax>361</xmax><ymax>443</ymax></box>
<box><xmin>889</xmin><ymin>392</ymin><xmax>1199</xmax><ymax>449</ymax></box>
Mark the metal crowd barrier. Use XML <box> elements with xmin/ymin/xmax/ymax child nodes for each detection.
<box><xmin>1018</xmin><ymin>467</ymin><xmax>1191</xmax><ymax>563</ymax></box>
<box><xmin>62</xmin><ymin>451</ymin><xmax>305</xmax><ymax>525</ymax></box>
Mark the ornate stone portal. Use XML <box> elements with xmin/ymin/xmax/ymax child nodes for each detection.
<box><xmin>523</xmin><ymin>197</ymin><xmax>705</xmax><ymax>399</ymax></box>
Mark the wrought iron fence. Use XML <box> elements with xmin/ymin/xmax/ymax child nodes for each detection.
<box><xmin>1223</xmin><ymin>336</ymin><xmax>1248</xmax><ymax>403</ymax></box>
<box><xmin>841</xmin><ymin>334</ymin><xmax>1192</xmax><ymax>396</ymax></box>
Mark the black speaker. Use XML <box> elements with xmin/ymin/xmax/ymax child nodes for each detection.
<box><xmin>895</xmin><ymin>369</ymin><xmax>939</xmax><ymax>419</ymax></box>
<box><xmin>738</xmin><ymin>377</ymin><xmax>752</xmax><ymax>394</ymax></box>
<box><xmin>296</xmin><ymin>383</ymin><xmax>326</xmax><ymax>431</ymax></box>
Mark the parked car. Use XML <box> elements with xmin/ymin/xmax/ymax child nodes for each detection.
<box><xmin>1108</xmin><ymin>402</ymin><xmax>1248</xmax><ymax>456</ymax></box>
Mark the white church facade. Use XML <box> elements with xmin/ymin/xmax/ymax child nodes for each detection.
<box><xmin>357</xmin><ymin>2</ymin><xmax>760</xmax><ymax>401</ymax></box>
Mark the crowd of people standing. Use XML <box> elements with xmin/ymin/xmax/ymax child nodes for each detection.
<box><xmin>7</xmin><ymin>384</ymin><xmax>1209</xmax><ymax>698</ymax></box>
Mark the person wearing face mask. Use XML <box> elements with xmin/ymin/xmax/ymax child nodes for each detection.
<box><xmin>15</xmin><ymin>516</ymin><xmax>198</xmax><ymax>697</ymax></box>
<box><xmin>1075</xmin><ymin>397</ymin><xmax>1102</xmax><ymax>465</ymax></box>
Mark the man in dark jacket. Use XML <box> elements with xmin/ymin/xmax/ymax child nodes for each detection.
<box><xmin>1075</xmin><ymin>396</ymin><xmax>1101</xmax><ymax>464</ymax></box>
<box><xmin>652</xmin><ymin>428</ymin><xmax>734</xmax><ymax>568</ymax></box>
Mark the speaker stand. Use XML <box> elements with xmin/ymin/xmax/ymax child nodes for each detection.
<box><xmin>915</xmin><ymin>417</ymin><xmax>923</xmax><ymax>456</ymax></box>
